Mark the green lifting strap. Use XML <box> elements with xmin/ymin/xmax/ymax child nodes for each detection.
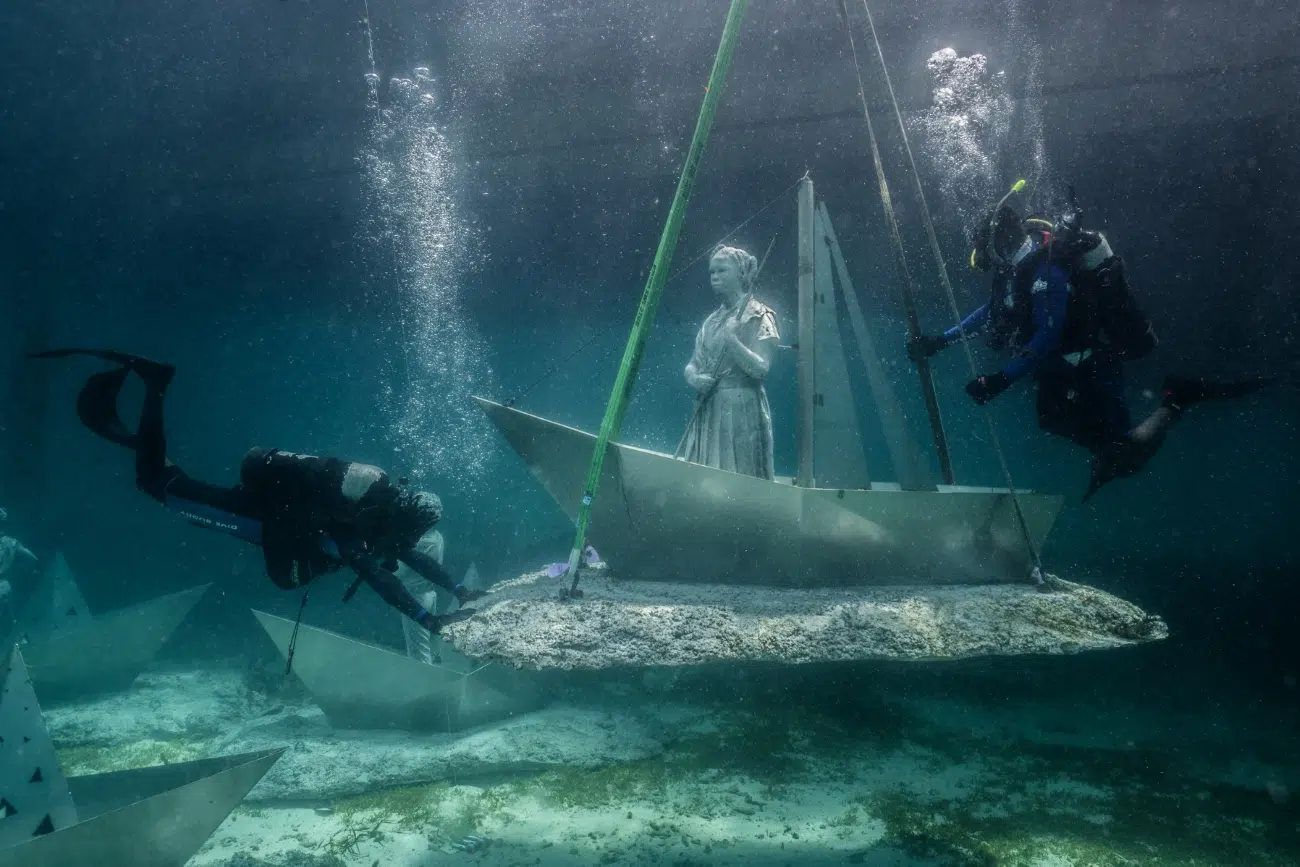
<box><xmin>562</xmin><ymin>0</ymin><xmax>750</xmax><ymax>594</ymax></box>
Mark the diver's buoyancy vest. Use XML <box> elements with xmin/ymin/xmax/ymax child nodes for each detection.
<box><xmin>239</xmin><ymin>449</ymin><xmax>399</xmax><ymax>588</ymax></box>
<box><xmin>987</xmin><ymin>228</ymin><xmax>1157</xmax><ymax>362</ymax></box>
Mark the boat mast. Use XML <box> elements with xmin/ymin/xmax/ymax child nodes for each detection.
<box><xmin>834</xmin><ymin>0</ymin><xmax>955</xmax><ymax>485</ymax></box>
<box><xmin>795</xmin><ymin>175</ymin><xmax>816</xmax><ymax>488</ymax></box>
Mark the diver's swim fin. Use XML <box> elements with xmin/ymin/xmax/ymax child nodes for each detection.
<box><xmin>1082</xmin><ymin>457</ymin><xmax>1118</xmax><ymax>503</ymax></box>
<box><xmin>29</xmin><ymin>348</ymin><xmax>175</xmax><ymax>393</ymax></box>
<box><xmin>1162</xmin><ymin>375</ymin><xmax>1274</xmax><ymax>413</ymax></box>
<box><xmin>30</xmin><ymin>347</ymin><xmax>148</xmax><ymax>366</ymax></box>
<box><xmin>29</xmin><ymin>348</ymin><xmax>176</xmax><ymax>448</ymax></box>
<box><xmin>75</xmin><ymin>366</ymin><xmax>139</xmax><ymax>448</ymax></box>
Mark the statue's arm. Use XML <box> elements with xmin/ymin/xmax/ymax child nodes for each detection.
<box><xmin>684</xmin><ymin>327</ymin><xmax>717</xmax><ymax>392</ymax></box>
<box><xmin>726</xmin><ymin>311</ymin><xmax>778</xmax><ymax>380</ymax></box>
<box><xmin>726</xmin><ymin>332</ymin><xmax>775</xmax><ymax>379</ymax></box>
<box><xmin>685</xmin><ymin>359</ymin><xmax>718</xmax><ymax>392</ymax></box>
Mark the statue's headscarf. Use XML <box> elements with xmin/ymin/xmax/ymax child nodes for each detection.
<box><xmin>709</xmin><ymin>244</ymin><xmax>759</xmax><ymax>292</ymax></box>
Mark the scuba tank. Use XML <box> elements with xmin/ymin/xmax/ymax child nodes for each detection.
<box><xmin>240</xmin><ymin>449</ymin><xmax>395</xmax><ymax>589</ymax></box>
<box><xmin>1027</xmin><ymin>186</ymin><xmax>1158</xmax><ymax>361</ymax></box>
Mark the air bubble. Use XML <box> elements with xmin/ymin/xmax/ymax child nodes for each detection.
<box><xmin>913</xmin><ymin>49</ymin><xmax>1015</xmax><ymax>224</ymax></box>
<box><xmin>359</xmin><ymin>66</ymin><xmax>497</xmax><ymax>489</ymax></box>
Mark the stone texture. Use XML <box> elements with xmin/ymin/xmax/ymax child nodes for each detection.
<box><xmin>442</xmin><ymin>567</ymin><xmax>1169</xmax><ymax>670</ymax></box>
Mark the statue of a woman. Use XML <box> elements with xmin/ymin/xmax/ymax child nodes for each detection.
<box><xmin>676</xmin><ymin>245</ymin><xmax>779</xmax><ymax>480</ymax></box>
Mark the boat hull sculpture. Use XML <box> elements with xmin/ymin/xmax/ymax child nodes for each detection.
<box><xmin>476</xmin><ymin>398</ymin><xmax>1060</xmax><ymax>587</ymax></box>
<box><xmin>254</xmin><ymin>610</ymin><xmax>550</xmax><ymax>731</ymax></box>
<box><xmin>0</xmin><ymin>645</ymin><xmax>283</xmax><ymax>867</ymax></box>
<box><xmin>19</xmin><ymin>585</ymin><xmax>210</xmax><ymax>701</ymax></box>
<box><xmin>1</xmin><ymin>750</ymin><xmax>285</xmax><ymax>867</ymax></box>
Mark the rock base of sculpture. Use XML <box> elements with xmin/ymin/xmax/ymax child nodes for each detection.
<box><xmin>441</xmin><ymin>566</ymin><xmax>1169</xmax><ymax>670</ymax></box>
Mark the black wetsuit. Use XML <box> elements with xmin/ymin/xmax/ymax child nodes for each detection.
<box><xmin>942</xmin><ymin>239</ymin><xmax>1143</xmax><ymax>459</ymax></box>
<box><xmin>35</xmin><ymin>349</ymin><xmax>467</xmax><ymax>631</ymax></box>
<box><xmin>931</xmin><ymin>233</ymin><xmax>1269</xmax><ymax>499</ymax></box>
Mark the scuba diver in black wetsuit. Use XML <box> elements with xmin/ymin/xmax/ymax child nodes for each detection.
<box><xmin>908</xmin><ymin>182</ymin><xmax>1272</xmax><ymax>500</ymax></box>
<box><xmin>30</xmin><ymin>349</ymin><xmax>486</xmax><ymax>632</ymax></box>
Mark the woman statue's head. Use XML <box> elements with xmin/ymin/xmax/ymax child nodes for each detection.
<box><xmin>708</xmin><ymin>244</ymin><xmax>758</xmax><ymax>300</ymax></box>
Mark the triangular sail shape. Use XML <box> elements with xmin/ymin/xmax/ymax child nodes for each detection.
<box><xmin>819</xmin><ymin>202</ymin><xmax>934</xmax><ymax>491</ymax></box>
<box><xmin>20</xmin><ymin>585</ymin><xmax>210</xmax><ymax>701</ymax></box>
<box><xmin>17</xmin><ymin>552</ymin><xmax>92</xmax><ymax>642</ymax></box>
<box><xmin>0</xmin><ymin>647</ymin><xmax>78</xmax><ymax>848</ymax></box>
<box><xmin>472</xmin><ymin>175</ymin><xmax>1067</xmax><ymax>590</ymax></box>
<box><xmin>810</xmin><ymin>206</ymin><xmax>873</xmax><ymax>490</ymax></box>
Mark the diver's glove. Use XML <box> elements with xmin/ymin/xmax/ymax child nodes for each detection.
<box><xmin>906</xmin><ymin>334</ymin><xmax>947</xmax><ymax>363</ymax></box>
<box><xmin>454</xmin><ymin>584</ymin><xmax>487</xmax><ymax>606</ymax></box>
<box><xmin>417</xmin><ymin>610</ymin><xmax>440</xmax><ymax>633</ymax></box>
<box><xmin>965</xmin><ymin>372</ymin><xmax>1011</xmax><ymax>405</ymax></box>
<box><xmin>419</xmin><ymin>607</ymin><xmax>476</xmax><ymax>634</ymax></box>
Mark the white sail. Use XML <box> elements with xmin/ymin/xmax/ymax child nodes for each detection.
<box><xmin>810</xmin><ymin>207</ymin><xmax>873</xmax><ymax>490</ymax></box>
<box><xmin>819</xmin><ymin>202</ymin><xmax>934</xmax><ymax>491</ymax></box>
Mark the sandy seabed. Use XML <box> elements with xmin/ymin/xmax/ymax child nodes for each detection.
<box><xmin>41</xmin><ymin>659</ymin><xmax>1299</xmax><ymax>867</ymax></box>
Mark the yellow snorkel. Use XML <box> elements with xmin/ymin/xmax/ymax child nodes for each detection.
<box><xmin>972</xmin><ymin>178</ymin><xmax>1027</xmax><ymax>270</ymax></box>
<box><xmin>998</xmin><ymin>178</ymin><xmax>1027</xmax><ymax>205</ymax></box>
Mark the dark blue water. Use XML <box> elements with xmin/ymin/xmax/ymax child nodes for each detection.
<box><xmin>1</xmin><ymin>1</ymin><xmax>1297</xmax><ymax>863</ymax></box>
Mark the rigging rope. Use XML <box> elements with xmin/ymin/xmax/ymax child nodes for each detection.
<box><xmin>840</xmin><ymin>0</ymin><xmax>1045</xmax><ymax>582</ymax></box>
<box><xmin>830</xmin><ymin>2</ymin><xmax>955</xmax><ymax>486</ymax></box>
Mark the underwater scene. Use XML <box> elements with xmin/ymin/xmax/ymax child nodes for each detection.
<box><xmin>1</xmin><ymin>1</ymin><xmax>1297</xmax><ymax>865</ymax></box>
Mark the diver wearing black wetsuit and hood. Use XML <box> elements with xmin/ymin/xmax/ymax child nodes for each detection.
<box><xmin>32</xmin><ymin>349</ymin><xmax>484</xmax><ymax>632</ymax></box>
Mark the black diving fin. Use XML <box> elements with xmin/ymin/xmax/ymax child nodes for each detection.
<box><xmin>29</xmin><ymin>348</ymin><xmax>175</xmax><ymax>450</ymax></box>
<box><xmin>29</xmin><ymin>347</ymin><xmax>150</xmax><ymax>366</ymax></box>
<box><xmin>76</xmin><ymin>366</ymin><xmax>139</xmax><ymax>448</ymax></box>
<box><xmin>1081</xmin><ymin>457</ymin><xmax>1118</xmax><ymax>503</ymax></box>
<box><xmin>28</xmin><ymin>347</ymin><xmax>175</xmax><ymax>388</ymax></box>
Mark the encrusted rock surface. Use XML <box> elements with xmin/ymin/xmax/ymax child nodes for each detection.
<box><xmin>442</xmin><ymin>568</ymin><xmax>1168</xmax><ymax>670</ymax></box>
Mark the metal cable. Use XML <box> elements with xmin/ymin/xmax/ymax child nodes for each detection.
<box><xmin>842</xmin><ymin>0</ymin><xmax>1045</xmax><ymax>581</ymax></box>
